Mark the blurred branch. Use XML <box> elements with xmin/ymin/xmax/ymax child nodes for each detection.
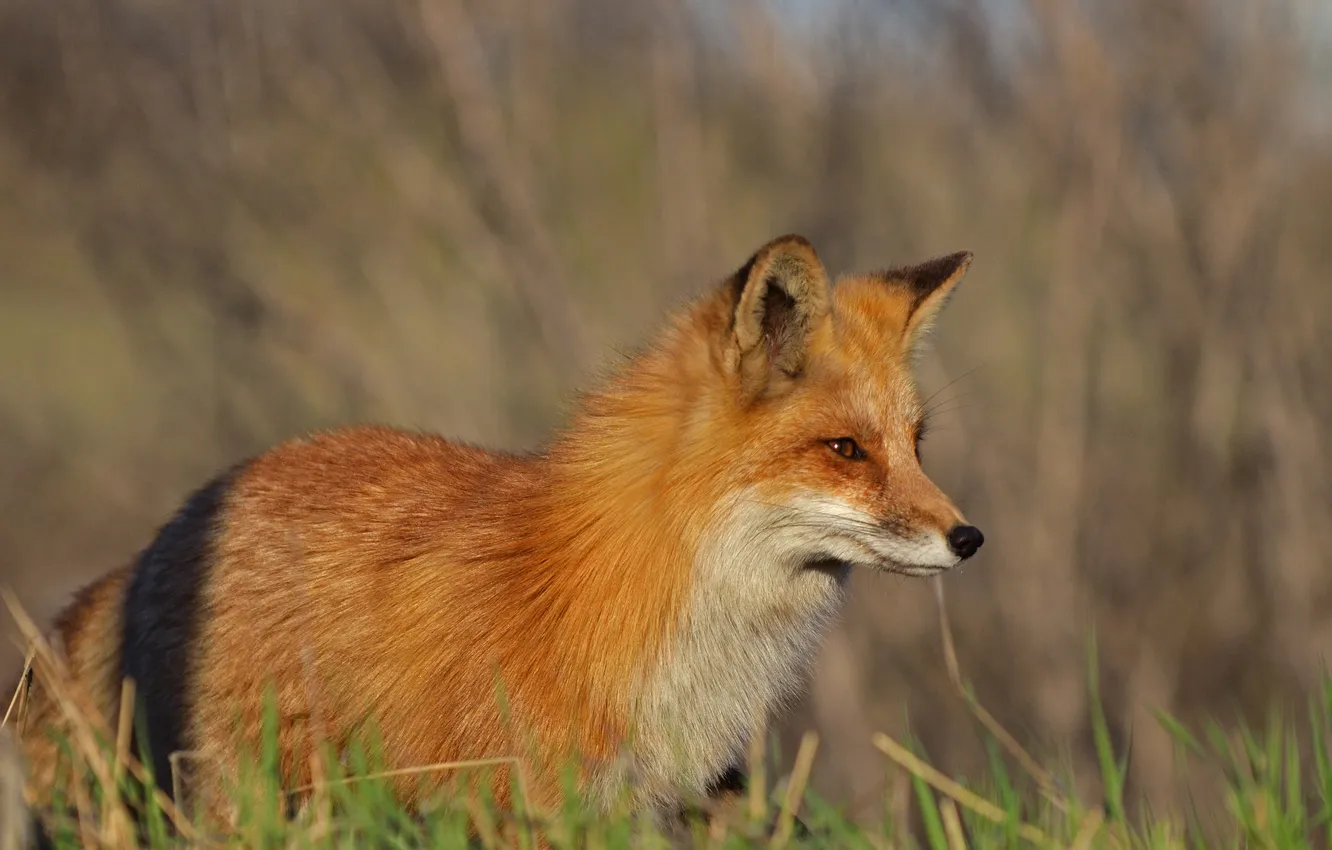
<box><xmin>650</xmin><ymin>0</ymin><xmax>714</xmax><ymax>288</ymax></box>
<box><xmin>1014</xmin><ymin>0</ymin><xmax>1126</xmax><ymax>750</ymax></box>
<box><xmin>417</xmin><ymin>0</ymin><xmax>588</xmax><ymax>374</ymax></box>
<box><xmin>939</xmin><ymin>0</ymin><xmax>1013</xmax><ymax>121</ymax></box>
<box><xmin>497</xmin><ymin>0</ymin><xmax>562</xmax><ymax>174</ymax></box>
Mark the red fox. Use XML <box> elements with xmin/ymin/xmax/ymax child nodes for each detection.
<box><xmin>8</xmin><ymin>234</ymin><xmax>982</xmax><ymax>836</ymax></box>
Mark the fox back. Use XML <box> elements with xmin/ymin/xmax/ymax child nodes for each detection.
<box><xmin>11</xmin><ymin>234</ymin><xmax>984</xmax><ymax>831</ymax></box>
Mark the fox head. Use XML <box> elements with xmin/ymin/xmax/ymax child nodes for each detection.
<box><xmin>698</xmin><ymin>233</ymin><xmax>983</xmax><ymax>577</ymax></box>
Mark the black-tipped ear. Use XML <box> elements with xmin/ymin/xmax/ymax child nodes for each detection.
<box><xmin>725</xmin><ymin>234</ymin><xmax>832</xmax><ymax>400</ymax></box>
<box><xmin>880</xmin><ymin>250</ymin><xmax>972</xmax><ymax>355</ymax></box>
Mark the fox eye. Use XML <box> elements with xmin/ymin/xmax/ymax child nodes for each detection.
<box><xmin>825</xmin><ymin>438</ymin><xmax>866</xmax><ymax>461</ymax></box>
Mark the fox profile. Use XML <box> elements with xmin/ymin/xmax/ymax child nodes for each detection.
<box><xmin>8</xmin><ymin>234</ymin><xmax>983</xmax><ymax>837</ymax></box>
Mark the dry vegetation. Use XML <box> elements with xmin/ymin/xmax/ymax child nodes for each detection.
<box><xmin>1</xmin><ymin>0</ymin><xmax>1330</xmax><ymax>840</ymax></box>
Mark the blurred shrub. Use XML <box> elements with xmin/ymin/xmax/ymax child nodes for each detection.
<box><xmin>0</xmin><ymin>0</ymin><xmax>1328</xmax><ymax>833</ymax></box>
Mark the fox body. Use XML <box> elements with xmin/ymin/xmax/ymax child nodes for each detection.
<box><xmin>10</xmin><ymin>234</ymin><xmax>983</xmax><ymax>831</ymax></box>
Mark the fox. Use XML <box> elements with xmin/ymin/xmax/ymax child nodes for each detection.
<box><xmin>7</xmin><ymin>233</ymin><xmax>983</xmax><ymax>839</ymax></box>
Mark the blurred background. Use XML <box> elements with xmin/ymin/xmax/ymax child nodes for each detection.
<box><xmin>2</xmin><ymin>0</ymin><xmax>1330</xmax><ymax>837</ymax></box>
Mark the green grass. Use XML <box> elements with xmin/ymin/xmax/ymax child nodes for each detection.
<box><xmin>7</xmin><ymin>598</ymin><xmax>1329</xmax><ymax>848</ymax></box>
<box><xmin>22</xmin><ymin>662</ymin><xmax>1332</xmax><ymax>849</ymax></box>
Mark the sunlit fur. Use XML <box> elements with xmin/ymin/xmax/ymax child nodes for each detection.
<box><xmin>13</xmin><ymin>566</ymin><xmax>131</xmax><ymax>805</ymax></box>
<box><xmin>13</xmin><ymin>234</ymin><xmax>978</xmax><ymax>831</ymax></box>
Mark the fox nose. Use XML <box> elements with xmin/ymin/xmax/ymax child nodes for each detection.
<box><xmin>946</xmin><ymin>525</ymin><xmax>984</xmax><ymax>559</ymax></box>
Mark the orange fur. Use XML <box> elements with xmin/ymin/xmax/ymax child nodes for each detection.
<box><xmin>11</xmin><ymin>234</ymin><xmax>982</xmax><ymax>834</ymax></box>
<box><xmin>12</xmin><ymin>566</ymin><xmax>131</xmax><ymax>808</ymax></box>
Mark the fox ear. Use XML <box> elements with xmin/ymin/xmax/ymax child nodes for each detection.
<box><xmin>726</xmin><ymin>234</ymin><xmax>832</xmax><ymax>399</ymax></box>
<box><xmin>882</xmin><ymin>251</ymin><xmax>973</xmax><ymax>357</ymax></box>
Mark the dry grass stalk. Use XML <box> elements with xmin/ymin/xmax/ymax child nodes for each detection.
<box><xmin>464</xmin><ymin>790</ymin><xmax>504</xmax><ymax>850</ymax></box>
<box><xmin>286</xmin><ymin>755</ymin><xmax>527</xmax><ymax>796</ymax></box>
<box><xmin>167</xmin><ymin>750</ymin><xmax>210</xmax><ymax>820</ymax></box>
<box><xmin>1067</xmin><ymin>807</ymin><xmax>1105</xmax><ymax>850</ymax></box>
<box><xmin>99</xmin><ymin>678</ymin><xmax>137</xmax><ymax>847</ymax></box>
<box><xmin>940</xmin><ymin>797</ymin><xmax>968</xmax><ymax>850</ymax></box>
<box><xmin>770</xmin><ymin>731</ymin><xmax>818</xmax><ymax>849</ymax></box>
<box><xmin>747</xmin><ymin>724</ymin><xmax>768</xmax><ymax>826</ymax></box>
<box><xmin>889</xmin><ymin>766</ymin><xmax>912</xmax><ymax>848</ymax></box>
<box><xmin>873</xmin><ymin>732</ymin><xmax>1053</xmax><ymax>847</ymax></box>
<box><xmin>298</xmin><ymin>644</ymin><xmax>333</xmax><ymax>842</ymax></box>
<box><xmin>289</xmin><ymin>529</ymin><xmax>333</xmax><ymax>839</ymax></box>
<box><xmin>5</xmin><ymin>590</ymin><xmax>122</xmax><ymax>848</ymax></box>
<box><xmin>933</xmin><ymin>577</ymin><xmax>1067</xmax><ymax>810</ymax></box>
<box><xmin>1</xmin><ymin>590</ymin><xmax>203</xmax><ymax>843</ymax></box>
<box><xmin>1</xmin><ymin>648</ymin><xmax>33</xmax><ymax>731</ymax></box>
<box><xmin>1</xmin><ymin>727</ymin><xmax>31</xmax><ymax>850</ymax></box>
<box><xmin>68</xmin><ymin>744</ymin><xmax>100</xmax><ymax>850</ymax></box>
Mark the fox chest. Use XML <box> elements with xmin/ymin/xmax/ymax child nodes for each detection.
<box><xmin>614</xmin><ymin>575</ymin><xmax>846</xmax><ymax>813</ymax></box>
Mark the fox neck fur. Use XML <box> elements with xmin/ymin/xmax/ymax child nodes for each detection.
<box><xmin>478</xmin><ymin>285</ymin><xmax>847</xmax><ymax>812</ymax></box>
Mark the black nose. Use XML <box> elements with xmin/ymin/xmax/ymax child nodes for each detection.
<box><xmin>946</xmin><ymin>525</ymin><xmax>984</xmax><ymax>559</ymax></box>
